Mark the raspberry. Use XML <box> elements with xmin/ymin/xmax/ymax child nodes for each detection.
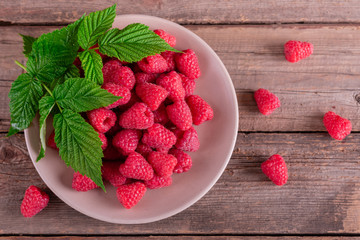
<box><xmin>154</xmin><ymin>29</ymin><xmax>176</xmax><ymax>47</ymax></box>
<box><xmin>166</xmin><ymin>100</ymin><xmax>193</xmax><ymax>131</ymax></box>
<box><xmin>103</xmin><ymin>144</ymin><xmax>125</xmax><ymax>161</ymax></box>
<box><xmin>20</xmin><ymin>186</ymin><xmax>49</xmax><ymax>218</ymax></box>
<box><xmin>47</xmin><ymin>130</ymin><xmax>58</xmax><ymax>150</ymax></box>
<box><xmin>323</xmin><ymin>111</ymin><xmax>352</xmax><ymax>140</ymax></box>
<box><xmin>72</xmin><ymin>172</ymin><xmax>99</xmax><ymax>191</ymax></box>
<box><xmin>106</xmin><ymin>122</ymin><xmax>122</xmax><ymax>136</ymax></box>
<box><xmin>156</xmin><ymin>71</ymin><xmax>185</xmax><ymax>102</ymax></box>
<box><xmin>137</xmin><ymin>54</ymin><xmax>168</xmax><ymax>74</ymax></box>
<box><xmin>102</xmin><ymin>83</ymin><xmax>131</xmax><ymax>109</ymax></box>
<box><xmin>135</xmin><ymin>83</ymin><xmax>169</xmax><ymax>111</ymax></box>
<box><xmin>284</xmin><ymin>40</ymin><xmax>313</xmax><ymax>63</ymax></box>
<box><xmin>147</xmin><ymin>152</ymin><xmax>177</xmax><ymax>177</ymax></box>
<box><xmin>117</xmin><ymin>91</ymin><xmax>141</xmax><ymax>112</ymax></box>
<box><xmin>186</xmin><ymin>95</ymin><xmax>213</xmax><ymax>125</ymax></box>
<box><xmin>135</xmin><ymin>72</ymin><xmax>158</xmax><ymax>84</ymax></box>
<box><xmin>104</xmin><ymin>66</ymin><xmax>136</xmax><ymax>90</ymax></box>
<box><xmin>136</xmin><ymin>143</ymin><xmax>153</xmax><ymax>158</ymax></box>
<box><xmin>144</xmin><ymin>175</ymin><xmax>172</xmax><ymax>189</ymax></box>
<box><xmin>87</xmin><ymin>108</ymin><xmax>117</xmax><ymax>133</ymax></box>
<box><xmin>261</xmin><ymin>154</ymin><xmax>288</xmax><ymax>186</ymax></box>
<box><xmin>101</xmin><ymin>161</ymin><xmax>127</xmax><ymax>187</ymax></box>
<box><xmin>102</xmin><ymin>59</ymin><xmax>122</xmax><ymax>82</ymax></box>
<box><xmin>112</xmin><ymin>129</ymin><xmax>142</xmax><ymax>155</ymax></box>
<box><xmin>161</xmin><ymin>51</ymin><xmax>176</xmax><ymax>72</ymax></box>
<box><xmin>153</xmin><ymin>103</ymin><xmax>169</xmax><ymax>125</ymax></box>
<box><xmin>119</xmin><ymin>102</ymin><xmax>154</xmax><ymax>129</ymax></box>
<box><xmin>174</xmin><ymin>127</ymin><xmax>200</xmax><ymax>152</ymax></box>
<box><xmin>254</xmin><ymin>88</ymin><xmax>281</xmax><ymax>116</ymax></box>
<box><xmin>119</xmin><ymin>152</ymin><xmax>154</xmax><ymax>180</ymax></box>
<box><xmin>174</xmin><ymin>49</ymin><xmax>201</xmax><ymax>79</ymax></box>
<box><xmin>179</xmin><ymin>73</ymin><xmax>196</xmax><ymax>97</ymax></box>
<box><xmin>98</xmin><ymin>132</ymin><xmax>108</xmax><ymax>150</ymax></box>
<box><xmin>116</xmin><ymin>182</ymin><xmax>147</xmax><ymax>209</ymax></box>
<box><xmin>169</xmin><ymin>148</ymin><xmax>192</xmax><ymax>173</ymax></box>
<box><xmin>142</xmin><ymin>123</ymin><xmax>177</xmax><ymax>149</ymax></box>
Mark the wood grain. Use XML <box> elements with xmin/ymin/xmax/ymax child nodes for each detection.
<box><xmin>2</xmin><ymin>237</ymin><xmax>360</xmax><ymax>240</ymax></box>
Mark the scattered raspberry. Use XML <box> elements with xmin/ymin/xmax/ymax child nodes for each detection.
<box><xmin>261</xmin><ymin>154</ymin><xmax>288</xmax><ymax>186</ymax></box>
<box><xmin>72</xmin><ymin>172</ymin><xmax>99</xmax><ymax>191</ymax></box>
<box><xmin>102</xmin><ymin>59</ymin><xmax>122</xmax><ymax>82</ymax></box>
<box><xmin>112</xmin><ymin>129</ymin><xmax>142</xmax><ymax>155</ymax></box>
<box><xmin>142</xmin><ymin>123</ymin><xmax>177</xmax><ymax>149</ymax></box>
<box><xmin>116</xmin><ymin>182</ymin><xmax>147</xmax><ymax>209</ymax></box>
<box><xmin>102</xmin><ymin>83</ymin><xmax>131</xmax><ymax>109</ymax></box>
<box><xmin>47</xmin><ymin>130</ymin><xmax>58</xmax><ymax>150</ymax></box>
<box><xmin>156</xmin><ymin>71</ymin><xmax>185</xmax><ymax>102</ymax></box>
<box><xmin>137</xmin><ymin>54</ymin><xmax>168</xmax><ymax>74</ymax></box>
<box><xmin>135</xmin><ymin>72</ymin><xmax>158</xmax><ymax>84</ymax></box>
<box><xmin>153</xmin><ymin>103</ymin><xmax>169</xmax><ymax>125</ymax></box>
<box><xmin>101</xmin><ymin>161</ymin><xmax>127</xmax><ymax>187</ymax></box>
<box><xmin>254</xmin><ymin>88</ymin><xmax>281</xmax><ymax>116</ymax></box>
<box><xmin>323</xmin><ymin>111</ymin><xmax>352</xmax><ymax>140</ymax></box>
<box><xmin>104</xmin><ymin>66</ymin><xmax>136</xmax><ymax>90</ymax></box>
<box><xmin>87</xmin><ymin>108</ymin><xmax>117</xmax><ymax>133</ymax></box>
<box><xmin>98</xmin><ymin>132</ymin><xmax>108</xmax><ymax>150</ymax></box>
<box><xmin>135</xmin><ymin>83</ymin><xmax>169</xmax><ymax>111</ymax></box>
<box><xmin>20</xmin><ymin>186</ymin><xmax>49</xmax><ymax>218</ymax></box>
<box><xmin>136</xmin><ymin>143</ymin><xmax>153</xmax><ymax>158</ymax></box>
<box><xmin>144</xmin><ymin>175</ymin><xmax>172</xmax><ymax>189</ymax></box>
<box><xmin>119</xmin><ymin>152</ymin><xmax>154</xmax><ymax>180</ymax></box>
<box><xmin>154</xmin><ymin>29</ymin><xmax>176</xmax><ymax>47</ymax></box>
<box><xmin>179</xmin><ymin>73</ymin><xmax>196</xmax><ymax>97</ymax></box>
<box><xmin>169</xmin><ymin>148</ymin><xmax>192</xmax><ymax>173</ymax></box>
<box><xmin>103</xmin><ymin>144</ymin><xmax>125</xmax><ymax>161</ymax></box>
<box><xmin>166</xmin><ymin>100</ymin><xmax>192</xmax><ymax>131</ymax></box>
<box><xmin>174</xmin><ymin>49</ymin><xmax>201</xmax><ymax>79</ymax></box>
<box><xmin>284</xmin><ymin>40</ymin><xmax>313</xmax><ymax>63</ymax></box>
<box><xmin>186</xmin><ymin>95</ymin><xmax>213</xmax><ymax>125</ymax></box>
<box><xmin>119</xmin><ymin>102</ymin><xmax>154</xmax><ymax>129</ymax></box>
<box><xmin>174</xmin><ymin>127</ymin><xmax>200</xmax><ymax>152</ymax></box>
<box><xmin>161</xmin><ymin>51</ymin><xmax>176</xmax><ymax>72</ymax></box>
<box><xmin>147</xmin><ymin>152</ymin><xmax>177</xmax><ymax>177</ymax></box>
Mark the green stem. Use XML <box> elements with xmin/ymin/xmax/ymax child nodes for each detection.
<box><xmin>15</xmin><ymin>60</ymin><xmax>27</xmax><ymax>72</ymax></box>
<box><xmin>41</xmin><ymin>83</ymin><xmax>63</xmax><ymax>113</ymax></box>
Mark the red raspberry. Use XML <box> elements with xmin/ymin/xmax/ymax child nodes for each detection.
<box><xmin>254</xmin><ymin>88</ymin><xmax>281</xmax><ymax>116</ymax></box>
<box><xmin>73</xmin><ymin>57</ymin><xmax>84</xmax><ymax>77</ymax></box>
<box><xmin>135</xmin><ymin>83</ymin><xmax>169</xmax><ymax>111</ymax></box>
<box><xmin>119</xmin><ymin>102</ymin><xmax>154</xmax><ymax>129</ymax></box>
<box><xmin>161</xmin><ymin>51</ymin><xmax>176</xmax><ymax>72</ymax></box>
<box><xmin>174</xmin><ymin>127</ymin><xmax>200</xmax><ymax>152</ymax></box>
<box><xmin>47</xmin><ymin>130</ymin><xmax>58</xmax><ymax>150</ymax></box>
<box><xmin>98</xmin><ymin>132</ymin><xmax>108</xmax><ymax>150</ymax></box>
<box><xmin>103</xmin><ymin>144</ymin><xmax>125</xmax><ymax>161</ymax></box>
<box><xmin>101</xmin><ymin>161</ymin><xmax>127</xmax><ymax>187</ymax></box>
<box><xmin>102</xmin><ymin>83</ymin><xmax>131</xmax><ymax>109</ymax></box>
<box><xmin>102</xmin><ymin>59</ymin><xmax>122</xmax><ymax>82</ymax></box>
<box><xmin>147</xmin><ymin>152</ymin><xmax>177</xmax><ymax>177</ymax></box>
<box><xmin>186</xmin><ymin>95</ymin><xmax>214</xmax><ymax>125</ymax></box>
<box><xmin>119</xmin><ymin>152</ymin><xmax>154</xmax><ymax>180</ymax></box>
<box><xmin>154</xmin><ymin>29</ymin><xmax>176</xmax><ymax>47</ymax></box>
<box><xmin>72</xmin><ymin>172</ymin><xmax>99</xmax><ymax>191</ymax></box>
<box><xmin>135</xmin><ymin>72</ymin><xmax>158</xmax><ymax>84</ymax></box>
<box><xmin>87</xmin><ymin>108</ymin><xmax>117</xmax><ymax>133</ymax></box>
<box><xmin>106</xmin><ymin>122</ymin><xmax>122</xmax><ymax>136</ymax></box>
<box><xmin>166</xmin><ymin>100</ymin><xmax>193</xmax><ymax>131</ymax></box>
<box><xmin>179</xmin><ymin>73</ymin><xmax>196</xmax><ymax>97</ymax></box>
<box><xmin>117</xmin><ymin>91</ymin><xmax>141</xmax><ymax>112</ymax></box>
<box><xmin>20</xmin><ymin>186</ymin><xmax>49</xmax><ymax>218</ymax></box>
<box><xmin>137</xmin><ymin>54</ymin><xmax>168</xmax><ymax>74</ymax></box>
<box><xmin>136</xmin><ymin>143</ymin><xmax>153</xmax><ymax>158</ymax></box>
<box><xmin>144</xmin><ymin>175</ymin><xmax>172</xmax><ymax>189</ymax></box>
<box><xmin>284</xmin><ymin>40</ymin><xmax>313</xmax><ymax>63</ymax></box>
<box><xmin>142</xmin><ymin>123</ymin><xmax>177</xmax><ymax>149</ymax></box>
<box><xmin>261</xmin><ymin>154</ymin><xmax>288</xmax><ymax>186</ymax></box>
<box><xmin>116</xmin><ymin>182</ymin><xmax>147</xmax><ymax>209</ymax></box>
<box><xmin>169</xmin><ymin>148</ymin><xmax>192</xmax><ymax>173</ymax></box>
<box><xmin>156</xmin><ymin>71</ymin><xmax>185</xmax><ymax>102</ymax></box>
<box><xmin>323</xmin><ymin>111</ymin><xmax>352</xmax><ymax>140</ymax></box>
<box><xmin>153</xmin><ymin>103</ymin><xmax>169</xmax><ymax>125</ymax></box>
<box><xmin>174</xmin><ymin>49</ymin><xmax>201</xmax><ymax>80</ymax></box>
<box><xmin>112</xmin><ymin>129</ymin><xmax>142</xmax><ymax>155</ymax></box>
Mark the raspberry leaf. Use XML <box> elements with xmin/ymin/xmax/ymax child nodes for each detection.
<box><xmin>78</xmin><ymin>4</ymin><xmax>116</xmax><ymax>50</ymax></box>
<box><xmin>98</xmin><ymin>23</ymin><xmax>180</xmax><ymax>63</ymax></box>
<box><xmin>20</xmin><ymin>34</ymin><xmax>37</xmax><ymax>58</ymax></box>
<box><xmin>37</xmin><ymin>96</ymin><xmax>55</xmax><ymax>162</ymax></box>
<box><xmin>8</xmin><ymin>73</ymin><xmax>43</xmax><ymax>136</ymax></box>
<box><xmin>53</xmin><ymin>109</ymin><xmax>105</xmax><ymax>191</ymax></box>
<box><xmin>53</xmin><ymin>77</ymin><xmax>121</xmax><ymax>112</ymax></box>
<box><xmin>64</xmin><ymin>64</ymin><xmax>80</xmax><ymax>80</ymax></box>
<box><xmin>78</xmin><ymin>49</ymin><xmax>103</xmax><ymax>84</ymax></box>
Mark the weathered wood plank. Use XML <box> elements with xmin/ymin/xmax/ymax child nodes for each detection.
<box><xmin>2</xmin><ymin>133</ymin><xmax>360</xmax><ymax>234</ymax></box>
<box><xmin>2</xmin><ymin>237</ymin><xmax>360</xmax><ymax>240</ymax></box>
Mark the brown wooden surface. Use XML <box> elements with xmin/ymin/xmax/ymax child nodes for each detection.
<box><xmin>2</xmin><ymin>237</ymin><xmax>360</xmax><ymax>240</ymax></box>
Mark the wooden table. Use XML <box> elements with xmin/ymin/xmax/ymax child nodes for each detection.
<box><xmin>2</xmin><ymin>1</ymin><xmax>360</xmax><ymax>239</ymax></box>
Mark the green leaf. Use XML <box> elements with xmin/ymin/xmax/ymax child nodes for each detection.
<box><xmin>8</xmin><ymin>73</ymin><xmax>43</xmax><ymax>136</ymax></box>
<box><xmin>78</xmin><ymin>49</ymin><xmax>103</xmax><ymax>84</ymax></box>
<box><xmin>20</xmin><ymin>34</ymin><xmax>37</xmax><ymax>57</ymax></box>
<box><xmin>37</xmin><ymin>96</ymin><xmax>55</xmax><ymax>162</ymax></box>
<box><xmin>53</xmin><ymin>109</ymin><xmax>105</xmax><ymax>191</ymax></box>
<box><xmin>64</xmin><ymin>64</ymin><xmax>80</xmax><ymax>80</ymax></box>
<box><xmin>53</xmin><ymin>78</ymin><xmax>121</xmax><ymax>112</ymax></box>
<box><xmin>98</xmin><ymin>23</ymin><xmax>180</xmax><ymax>63</ymax></box>
<box><xmin>78</xmin><ymin>4</ymin><xmax>116</xmax><ymax>50</ymax></box>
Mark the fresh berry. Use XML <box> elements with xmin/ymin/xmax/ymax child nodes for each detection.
<box><xmin>153</xmin><ymin>103</ymin><xmax>169</xmax><ymax>125</ymax></box>
<box><xmin>166</xmin><ymin>100</ymin><xmax>193</xmax><ymax>131</ymax></box>
<box><xmin>98</xmin><ymin>132</ymin><xmax>108</xmax><ymax>150</ymax></box>
<box><xmin>156</xmin><ymin>71</ymin><xmax>185</xmax><ymax>102</ymax></box>
<box><xmin>144</xmin><ymin>175</ymin><xmax>172</xmax><ymax>189</ymax></box>
<box><xmin>102</xmin><ymin>83</ymin><xmax>131</xmax><ymax>109</ymax></box>
<box><xmin>142</xmin><ymin>123</ymin><xmax>177</xmax><ymax>149</ymax></box>
<box><xmin>135</xmin><ymin>72</ymin><xmax>158</xmax><ymax>84</ymax></box>
<box><xmin>137</xmin><ymin>54</ymin><xmax>168</xmax><ymax>74</ymax></box>
<box><xmin>254</xmin><ymin>88</ymin><xmax>280</xmax><ymax>116</ymax></box>
<box><xmin>112</xmin><ymin>129</ymin><xmax>142</xmax><ymax>155</ymax></box>
<box><xmin>154</xmin><ymin>29</ymin><xmax>176</xmax><ymax>47</ymax></box>
<box><xmin>47</xmin><ymin>131</ymin><xmax>58</xmax><ymax>150</ymax></box>
<box><xmin>174</xmin><ymin>127</ymin><xmax>200</xmax><ymax>152</ymax></box>
<box><xmin>102</xmin><ymin>59</ymin><xmax>122</xmax><ymax>82</ymax></box>
<box><xmin>103</xmin><ymin>144</ymin><xmax>125</xmax><ymax>161</ymax></box>
<box><xmin>104</xmin><ymin>66</ymin><xmax>136</xmax><ymax>90</ymax></box>
<box><xmin>179</xmin><ymin>73</ymin><xmax>196</xmax><ymax>97</ymax></box>
<box><xmin>261</xmin><ymin>154</ymin><xmax>288</xmax><ymax>186</ymax></box>
<box><xmin>136</xmin><ymin>143</ymin><xmax>153</xmax><ymax>158</ymax></box>
<box><xmin>186</xmin><ymin>95</ymin><xmax>213</xmax><ymax>125</ymax></box>
<box><xmin>323</xmin><ymin>111</ymin><xmax>352</xmax><ymax>140</ymax></box>
<box><xmin>116</xmin><ymin>182</ymin><xmax>147</xmax><ymax>209</ymax></box>
<box><xmin>147</xmin><ymin>152</ymin><xmax>177</xmax><ymax>177</ymax></box>
<box><xmin>284</xmin><ymin>40</ymin><xmax>313</xmax><ymax>63</ymax></box>
<box><xmin>135</xmin><ymin>83</ymin><xmax>169</xmax><ymax>111</ymax></box>
<box><xmin>169</xmin><ymin>149</ymin><xmax>192</xmax><ymax>173</ymax></box>
<box><xmin>20</xmin><ymin>186</ymin><xmax>49</xmax><ymax>218</ymax></box>
<box><xmin>106</xmin><ymin>122</ymin><xmax>122</xmax><ymax>136</ymax></box>
<box><xmin>117</xmin><ymin>91</ymin><xmax>141</xmax><ymax>111</ymax></box>
<box><xmin>119</xmin><ymin>102</ymin><xmax>154</xmax><ymax>129</ymax></box>
<box><xmin>87</xmin><ymin>108</ymin><xmax>117</xmax><ymax>133</ymax></box>
<box><xmin>72</xmin><ymin>172</ymin><xmax>99</xmax><ymax>191</ymax></box>
<box><xmin>101</xmin><ymin>161</ymin><xmax>127</xmax><ymax>187</ymax></box>
<box><xmin>119</xmin><ymin>152</ymin><xmax>154</xmax><ymax>180</ymax></box>
<box><xmin>174</xmin><ymin>49</ymin><xmax>201</xmax><ymax>79</ymax></box>
<box><xmin>161</xmin><ymin>51</ymin><xmax>176</xmax><ymax>72</ymax></box>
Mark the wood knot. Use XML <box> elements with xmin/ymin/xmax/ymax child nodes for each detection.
<box><xmin>355</xmin><ymin>93</ymin><xmax>360</xmax><ymax>104</ymax></box>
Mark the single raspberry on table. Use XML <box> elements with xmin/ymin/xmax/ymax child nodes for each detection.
<box><xmin>72</xmin><ymin>172</ymin><xmax>99</xmax><ymax>192</ymax></box>
<box><xmin>261</xmin><ymin>154</ymin><xmax>288</xmax><ymax>186</ymax></box>
<box><xmin>174</xmin><ymin>49</ymin><xmax>201</xmax><ymax>80</ymax></box>
<box><xmin>169</xmin><ymin>148</ymin><xmax>192</xmax><ymax>173</ymax></box>
<box><xmin>142</xmin><ymin>123</ymin><xmax>177</xmax><ymax>149</ymax></box>
<box><xmin>147</xmin><ymin>151</ymin><xmax>177</xmax><ymax>177</ymax></box>
<box><xmin>153</xmin><ymin>103</ymin><xmax>169</xmax><ymax>125</ymax></box>
<box><xmin>154</xmin><ymin>29</ymin><xmax>176</xmax><ymax>47</ymax></box>
<box><xmin>102</xmin><ymin>83</ymin><xmax>131</xmax><ymax>109</ymax></box>
<box><xmin>166</xmin><ymin>100</ymin><xmax>193</xmax><ymax>131</ymax></box>
<box><xmin>101</xmin><ymin>161</ymin><xmax>127</xmax><ymax>187</ymax></box>
<box><xmin>156</xmin><ymin>71</ymin><xmax>185</xmax><ymax>102</ymax></box>
<box><xmin>254</xmin><ymin>88</ymin><xmax>280</xmax><ymax>116</ymax></box>
<box><xmin>87</xmin><ymin>108</ymin><xmax>117</xmax><ymax>133</ymax></box>
<box><xmin>104</xmin><ymin>65</ymin><xmax>136</xmax><ymax>90</ymax></box>
<box><xmin>323</xmin><ymin>111</ymin><xmax>352</xmax><ymax>140</ymax></box>
<box><xmin>47</xmin><ymin>130</ymin><xmax>58</xmax><ymax>150</ymax></box>
<box><xmin>186</xmin><ymin>95</ymin><xmax>214</xmax><ymax>125</ymax></box>
<box><xmin>135</xmin><ymin>72</ymin><xmax>158</xmax><ymax>84</ymax></box>
<box><xmin>144</xmin><ymin>175</ymin><xmax>173</xmax><ymax>189</ymax></box>
<box><xmin>20</xmin><ymin>186</ymin><xmax>49</xmax><ymax>218</ymax></box>
<box><xmin>284</xmin><ymin>40</ymin><xmax>313</xmax><ymax>63</ymax></box>
<box><xmin>119</xmin><ymin>102</ymin><xmax>154</xmax><ymax>129</ymax></box>
<box><xmin>161</xmin><ymin>51</ymin><xmax>176</xmax><ymax>72</ymax></box>
<box><xmin>116</xmin><ymin>182</ymin><xmax>147</xmax><ymax>209</ymax></box>
<box><xmin>179</xmin><ymin>73</ymin><xmax>196</xmax><ymax>97</ymax></box>
<box><xmin>112</xmin><ymin>129</ymin><xmax>142</xmax><ymax>155</ymax></box>
<box><xmin>135</xmin><ymin>82</ymin><xmax>169</xmax><ymax>111</ymax></box>
<box><xmin>119</xmin><ymin>152</ymin><xmax>154</xmax><ymax>180</ymax></box>
<box><xmin>98</xmin><ymin>132</ymin><xmax>108</xmax><ymax>150</ymax></box>
<box><xmin>137</xmin><ymin>54</ymin><xmax>168</xmax><ymax>74</ymax></box>
<box><xmin>173</xmin><ymin>126</ymin><xmax>200</xmax><ymax>152</ymax></box>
